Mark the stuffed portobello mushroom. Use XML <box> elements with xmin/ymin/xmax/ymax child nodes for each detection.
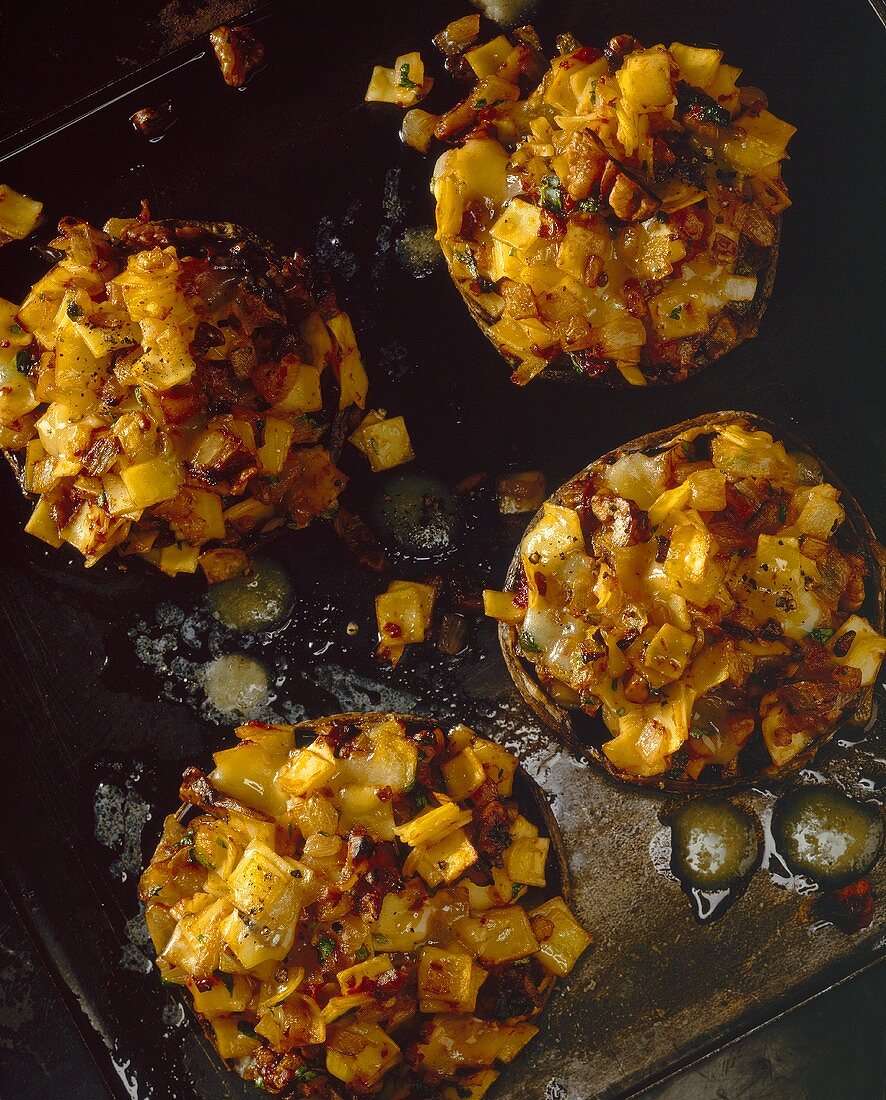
<box><xmin>0</xmin><ymin>216</ymin><xmax>368</xmax><ymax>578</ymax></box>
<box><xmin>140</xmin><ymin>713</ymin><xmax>590</xmax><ymax>1097</ymax></box>
<box><xmin>485</xmin><ymin>415</ymin><xmax>885</xmax><ymax>788</ymax></box>
<box><xmin>430</xmin><ymin>31</ymin><xmax>794</xmax><ymax>386</ymax></box>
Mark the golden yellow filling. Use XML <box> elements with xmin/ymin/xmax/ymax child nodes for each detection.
<box><xmin>140</xmin><ymin>716</ymin><xmax>590</xmax><ymax>1096</ymax></box>
<box><xmin>486</xmin><ymin>421</ymin><xmax>885</xmax><ymax>780</ymax></box>
<box><xmin>0</xmin><ymin>217</ymin><xmax>369</xmax><ymax>575</ymax></box>
<box><xmin>430</xmin><ymin>34</ymin><xmax>795</xmax><ymax>384</ymax></box>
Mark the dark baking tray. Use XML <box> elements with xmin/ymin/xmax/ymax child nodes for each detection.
<box><xmin>0</xmin><ymin>2</ymin><xmax>884</xmax><ymax>1098</ymax></box>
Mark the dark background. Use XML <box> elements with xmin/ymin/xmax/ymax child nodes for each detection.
<box><xmin>0</xmin><ymin>2</ymin><xmax>884</xmax><ymax>1098</ymax></box>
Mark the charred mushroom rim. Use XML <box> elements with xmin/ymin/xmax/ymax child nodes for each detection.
<box><xmin>0</xmin><ymin>216</ymin><xmax>369</xmax><ymax>579</ymax></box>
<box><xmin>140</xmin><ymin>713</ymin><xmax>589</xmax><ymax>1097</ymax></box>
<box><xmin>429</xmin><ymin>28</ymin><xmax>794</xmax><ymax>385</ymax></box>
<box><xmin>485</xmin><ymin>414</ymin><xmax>886</xmax><ymax>789</ymax></box>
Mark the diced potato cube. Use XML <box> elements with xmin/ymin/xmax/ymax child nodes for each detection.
<box><xmin>482</xmin><ymin>588</ymin><xmax>526</xmax><ymax>626</ymax></box>
<box><xmin>618</xmin><ymin>48</ymin><xmax>675</xmax><ymax>112</ymax></box>
<box><xmin>418</xmin><ymin>946</ymin><xmax>474</xmax><ymax>1010</ymax></box>
<box><xmin>212</xmin><ymin>740</ymin><xmax>290</xmax><ymax>817</ymax></box>
<box><xmin>830</xmin><ymin>615</ymin><xmax>886</xmax><ymax>688</ymax></box>
<box><xmin>189</xmin><ymin>972</ymin><xmax>251</xmax><ymax>1016</ymax></box>
<box><xmin>255</xmin><ymin>994</ymin><xmax>325</xmax><ymax>1048</ymax></box>
<box><xmin>793</xmin><ymin>484</ymin><xmax>844</xmax><ymax>538</ymax></box>
<box><xmin>395</xmin><ymin>802</ymin><xmax>472</xmax><ymax>848</ymax></box>
<box><xmin>24</xmin><ymin>497</ymin><xmax>62</xmax><ymax>547</ymax></box>
<box><xmin>472</xmin><ymin>739</ymin><xmax>517</xmax><ymax>796</ymax></box>
<box><xmin>321</xmin><ymin>993</ymin><xmax>373</xmax><ymax>1025</ymax></box>
<box><xmin>668</xmin><ymin>43</ymin><xmax>723</xmax><ymax>88</ymax></box>
<box><xmin>276</xmin><ymin>747</ymin><xmax>337</xmax><ymax>796</ymax></box>
<box><xmin>418</xmin><ymin>1015</ymin><xmax>537</xmax><ymax>1074</ymax></box>
<box><xmin>529</xmin><ymin>896</ymin><xmax>592</xmax><ymax>976</ymax></box>
<box><xmin>455</xmin><ymin>906</ymin><xmax>539</xmax><ymax>965</ymax></box>
<box><xmin>521</xmin><ymin>502</ymin><xmax>584</xmax><ymax>565</ymax></box>
<box><xmin>327</xmin><ymin>311</ymin><xmax>369</xmax><ymax>409</ymax></box>
<box><xmin>503</xmin><ymin>836</ymin><xmax>549</xmax><ymax>888</ymax></box>
<box><xmin>490</xmin><ymin>199</ymin><xmax>542</xmax><ymax>251</ymax></box>
<box><xmin>465</xmin><ymin>35</ymin><xmax>512</xmax><ymax>78</ymax></box>
<box><xmin>337</xmin><ymin>784</ymin><xmax>396</xmax><ymax>841</ymax></box>
<box><xmin>0</xmin><ymin>184</ymin><xmax>43</xmax><ymax>240</ymax></box>
<box><xmin>120</xmin><ymin>457</ymin><xmax>181</xmax><ymax>508</ymax></box>
<box><xmin>643</xmin><ymin>623</ymin><xmax>696</xmax><ymax>684</ymax></box>
<box><xmin>257</xmin><ymin>416</ymin><xmax>296</xmax><ymax>474</ymax></box>
<box><xmin>648</xmin><ymin>482</ymin><xmax>692</xmax><ymax>527</ymax></box>
<box><xmin>226</xmin><ymin>841</ymin><xmax>305</xmax><ymax>944</ymax></box>
<box><xmin>685</xmin><ymin>468</ymin><xmax>727</xmax><ymax>512</ymax></box>
<box><xmin>285</xmin><ymin>793</ymin><xmax>339</xmax><ymax>839</ymax></box>
<box><xmin>221</xmin><ymin>909</ymin><xmax>289</xmax><ymax>970</ymax></box>
<box><xmin>338</xmin><ymin>953</ymin><xmax>393</xmax><ymax>996</ymax></box>
<box><xmin>442</xmin><ymin>747</ymin><xmax>487</xmax><ymax>800</ymax></box>
<box><xmin>274</xmin><ymin>362</ymin><xmax>322</xmax><ymax>414</ymax></box>
<box><xmin>373</xmin><ymin>889</ymin><xmax>435</xmax><ymax>951</ymax></box>
<box><xmin>208</xmin><ymin>1015</ymin><xmax>260</xmax><ymax>1060</ymax></box>
<box><xmin>376</xmin><ymin>580</ymin><xmax>435</xmax><ymax>650</ymax></box>
<box><xmin>350</xmin><ymin>409</ymin><xmax>414</xmax><ymax>472</ymax></box>
<box><xmin>760</xmin><ymin>692</ymin><xmax>811</xmax><ymax>768</ymax></box>
<box><xmin>326</xmin><ymin>1020</ymin><xmax>401</xmax><ymax>1087</ymax></box>
<box><xmin>406</xmin><ymin>827</ymin><xmax>477</xmax><ymax>887</ymax></box>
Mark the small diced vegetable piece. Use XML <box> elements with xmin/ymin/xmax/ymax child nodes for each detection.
<box><xmin>121</xmin><ymin>457</ymin><xmax>181</xmax><ymax>508</ymax></box>
<box><xmin>668</xmin><ymin>43</ymin><xmax>723</xmax><ymax>88</ymax></box>
<box><xmin>685</xmin><ymin>468</ymin><xmax>727</xmax><ymax>512</ymax></box>
<box><xmin>465</xmin><ymin>36</ymin><xmax>512</xmax><ymax>79</ymax></box>
<box><xmin>396</xmin><ymin>801</ymin><xmax>471</xmax><ymax>848</ymax></box>
<box><xmin>221</xmin><ymin>908</ymin><xmax>290</xmax><ymax>969</ymax></box>
<box><xmin>327</xmin><ymin>311</ymin><xmax>369</xmax><ymax>409</ymax></box>
<box><xmin>373</xmin><ymin>889</ymin><xmax>435</xmax><ymax>950</ymax></box>
<box><xmin>338</xmin><ymin>953</ymin><xmax>393</xmax><ymax>995</ymax></box>
<box><xmin>208</xmin><ymin>1015</ymin><xmax>260</xmax><ymax>1060</ymax></box>
<box><xmin>226</xmin><ymin>841</ymin><xmax>305</xmax><ymax>943</ymax></box>
<box><xmin>529</xmin><ymin>896</ymin><xmax>591</xmax><ymax>976</ymax></box>
<box><xmin>490</xmin><ymin>199</ymin><xmax>543</xmax><ymax>251</ymax></box>
<box><xmin>0</xmin><ymin>183</ymin><xmax>43</xmax><ymax>240</ymax></box>
<box><xmin>643</xmin><ymin>623</ymin><xmax>696</xmax><ymax>684</ymax></box>
<box><xmin>503</xmin><ymin>836</ymin><xmax>549</xmax><ymax>888</ymax></box>
<box><xmin>472</xmin><ymin>739</ymin><xmax>517</xmax><ymax>796</ymax></box>
<box><xmin>793</xmin><ymin>484</ymin><xmax>844</xmax><ymax>538</ymax></box>
<box><xmin>830</xmin><ymin>615</ymin><xmax>886</xmax><ymax>687</ymax></box>
<box><xmin>442</xmin><ymin>747</ymin><xmax>486</xmax><ymax>800</ymax></box>
<box><xmin>276</xmin><ymin>747</ymin><xmax>337</xmax><ymax>796</ymax></box>
<box><xmin>212</xmin><ymin>740</ymin><xmax>290</xmax><ymax>817</ymax></box>
<box><xmin>321</xmin><ymin>993</ymin><xmax>373</xmax><ymax>1025</ymax></box>
<box><xmin>350</xmin><ymin>409</ymin><xmax>414</xmax><ymax>472</ymax></box>
<box><xmin>24</xmin><ymin>497</ymin><xmax>62</xmax><ymax>547</ymax></box>
<box><xmin>441</xmin><ymin>1070</ymin><xmax>500</xmax><ymax>1100</ymax></box>
<box><xmin>189</xmin><ymin>972</ymin><xmax>251</xmax><ymax>1016</ymax></box>
<box><xmin>522</xmin><ymin>503</ymin><xmax>584</xmax><ymax>565</ymax></box>
<box><xmin>255</xmin><ymin>994</ymin><xmax>326</xmax><ymax>1048</ymax></box>
<box><xmin>418</xmin><ymin>946</ymin><xmax>474</xmax><ymax>1011</ymax></box>
<box><xmin>483</xmin><ymin>588</ymin><xmax>526</xmax><ymax>625</ymax></box>
<box><xmin>454</xmin><ymin>906</ymin><xmax>539</xmax><ymax>965</ymax></box>
<box><xmin>418</xmin><ymin>1015</ymin><xmax>537</xmax><ymax>1074</ymax></box>
<box><xmin>257</xmin><ymin>416</ymin><xmax>295</xmax><ymax>474</ymax></box>
<box><xmin>406</xmin><ymin>827</ymin><xmax>478</xmax><ymax>887</ymax></box>
<box><xmin>618</xmin><ymin>48</ymin><xmax>675</xmax><ymax>112</ymax></box>
<box><xmin>326</xmin><ymin>1020</ymin><xmax>401</xmax><ymax>1086</ymax></box>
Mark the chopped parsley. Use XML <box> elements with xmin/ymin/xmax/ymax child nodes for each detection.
<box><xmin>371</xmin><ymin>932</ymin><xmax>389</xmax><ymax>944</ymax></box>
<box><xmin>317</xmin><ymin>934</ymin><xmax>336</xmax><ymax>961</ymax></box>
<box><xmin>511</xmin><ymin>883</ymin><xmax>524</xmax><ymax>898</ymax></box>
<box><xmin>518</xmin><ymin>629</ymin><xmax>542</xmax><ymax>654</ymax></box>
<box><xmin>807</xmin><ymin>627</ymin><xmax>835</xmax><ymax>643</ymax></box>
<box><xmin>574</xmin><ymin>195</ymin><xmax>599</xmax><ymax>213</ymax></box>
<box><xmin>354</xmin><ymin>944</ymin><xmax>371</xmax><ymax>963</ymax></box>
<box><xmin>66</xmin><ymin>301</ymin><xmax>85</xmax><ymax>321</ymax></box>
<box><xmin>293</xmin><ymin>1068</ymin><xmax>320</xmax><ymax>1084</ymax></box>
<box><xmin>610</xmin><ymin>677</ymin><xmax>619</xmax><ymax>692</ymax></box>
<box><xmin>681</xmin><ymin>439</ymin><xmax>695</xmax><ymax>462</ymax></box>
<box><xmin>539</xmin><ymin>173</ymin><xmax>565</xmax><ymax>217</ymax></box>
<box><xmin>669</xmin><ymin>306</ymin><xmax>683</xmax><ymax>320</ymax></box>
<box><xmin>14</xmin><ymin>348</ymin><xmax>32</xmax><ymax>374</ymax></box>
<box><xmin>778</xmin><ymin>502</ymin><xmax>788</xmax><ymax>524</ymax></box>
<box><xmin>397</xmin><ymin>63</ymin><xmax>418</xmax><ymax>89</ymax></box>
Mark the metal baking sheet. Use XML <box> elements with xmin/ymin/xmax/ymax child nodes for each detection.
<box><xmin>0</xmin><ymin>2</ymin><xmax>884</xmax><ymax>1098</ymax></box>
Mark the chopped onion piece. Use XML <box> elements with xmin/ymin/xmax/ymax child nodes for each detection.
<box><xmin>724</xmin><ymin>274</ymin><xmax>758</xmax><ymax>301</ymax></box>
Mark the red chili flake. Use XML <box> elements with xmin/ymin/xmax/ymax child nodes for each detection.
<box><xmin>822</xmin><ymin>879</ymin><xmax>874</xmax><ymax>933</ymax></box>
<box><xmin>533</xmin><ymin>571</ymin><xmax>547</xmax><ymax>596</ymax></box>
<box><xmin>572</xmin><ymin>46</ymin><xmax>603</xmax><ymax>63</ymax></box>
<box><xmin>512</xmin><ymin>568</ymin><xmax>529</xmax><ymax>609</ymax></box>
<box><xmin>384</xmin><ymin>622</ymin><xmax>403</xmax><ymax>638</ymax></box>
<box><xmin>376</xmin><ymin>785</ymin><xmax>393</xmax><ymax>803</ymax></box>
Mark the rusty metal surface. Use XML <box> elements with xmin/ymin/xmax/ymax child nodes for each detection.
<box><xmin>0</xmin><ymin>2</ymin><xmax>884</xmax><ymax>1099</ymax></box>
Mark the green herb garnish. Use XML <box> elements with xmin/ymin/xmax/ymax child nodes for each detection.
<box><xmin>518</xmin><ymin>629</ymin><xmax>542</xmax><ymax>654</ymax></box>
<box><xmin>397</xmin><ymin>63</ymin><xmax>418</xmax><ymax>89</ymax></box>
<box><xmin>354</xmin><ymin>944</ymin><xmax>370</xmax><ymax>963</ymax></box>
<box><xmin>807</xmin><ymin>627</ymin><xmax>835</xmax><ymax>643</ymax></box>
<box><xmin>317</xmin><ymin>934</ymin><xmax>336</xmax><ymax>961</ymax></box>
<box><xmin>669</xmin><ymin>306</ymin><xmax>683</xmax><ymax>320</ymax></box>
<box><xmin>66</xmin><ymin>301</ymin><xmax>85</xmax><ymax>321</ymax></box>
<box><xmin>539</xmin><ymin>173</ymin><xmax>565</xmax><ymax>216</ymax></box>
